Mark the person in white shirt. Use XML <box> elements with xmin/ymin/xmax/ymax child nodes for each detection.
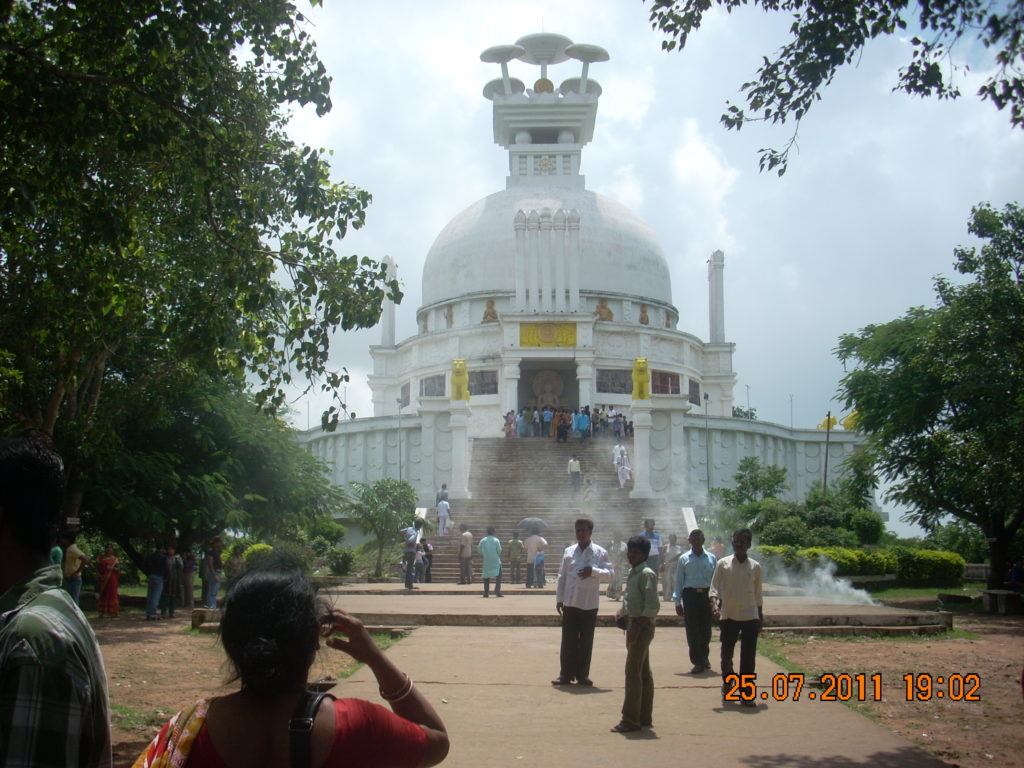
<box><xmin>435</xmin><ymin>498</ymin><xmax>450</xmax><ymax>536</ymax></box>
<box><xmin>710</xmin><ymin>528</ymin><xmax>763</xmax><ymax>706</ymax></box>
<box><xmin>552</xmin><ymin>518</ymin><xmax>613</xmax><ymax>687</ymax></box>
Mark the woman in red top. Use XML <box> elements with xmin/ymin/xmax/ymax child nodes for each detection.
<box><xmin>135</xmin><ymin>563</ymin><xmax>449</xmax><ymax>768</ymax></box>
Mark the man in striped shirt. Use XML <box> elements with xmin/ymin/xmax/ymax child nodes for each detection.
<box><xmin>0</xmin><ymin>437</ymin><xmax>112</xmax><ymax>767</ymax></box>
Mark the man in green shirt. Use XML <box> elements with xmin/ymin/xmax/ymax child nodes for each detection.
<box><xmin>611</xmin><ymin>535</ymin><xmax>661</xmax><ymax>733</ymax></box>
<box><xmin>507</xmin><ymin>531</ymin><xmax>524</xmax><ymax>584</ymax></box>
<box><xmin>0</xmin><ymin>437</ymin><xmax>112</xmax><ymax>767</ymax></box>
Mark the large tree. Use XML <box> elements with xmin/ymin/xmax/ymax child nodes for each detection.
<box><xmin>0</xmin><ymin>1</ymin><xmax>398</xmax><ymax>516</ymax></box>
<box><xmin>647</xmin><ymin>0</ymin><xmax>1024</xmax><ymax>173</ymax></box>
<box><xmin>81</xmin><ymin>378</ymin><xmax>343</xmax><ymax>569</ymax></box>
<box><xmin>837</xmin><ymin>202</ymin><xmax>1024</xmax><ymax>587</ymax></box>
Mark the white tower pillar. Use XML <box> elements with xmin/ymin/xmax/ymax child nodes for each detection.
<box><xmin>380</xmin><ymin>256</ymin><xmax>396</xmax><ymax>347</ymax></box>
<box><xmin>708</xmin><ymin>249</ymin><xmax>725</xmax><ymax>343</ymax></box>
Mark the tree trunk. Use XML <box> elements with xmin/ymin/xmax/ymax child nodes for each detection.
<box><xmin>374</xmin><ymin>540</ymin><xmax>384</xmax><ymax>578</ymax></box>
<box><xmin>987</xmin><ymin>535</ymin><xmax>1009</xmax><ymax>590</ymax></box>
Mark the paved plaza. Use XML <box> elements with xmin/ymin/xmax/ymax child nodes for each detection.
<box><xmin>325</xmin><ymin>585</ymin><xmax>949</xmax><ymax>767</ymax></box>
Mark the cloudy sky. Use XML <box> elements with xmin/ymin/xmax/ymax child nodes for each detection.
<box><xmin>283</xmin><ymin>1</ymin><xmax>1022</xmax><ymax>532</ymax></box>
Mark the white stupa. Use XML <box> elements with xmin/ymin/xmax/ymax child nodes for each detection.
<box><xmin>303</xmin><ymin>33</ymin><xmax>861</xmax><ymax>506</ymax></box>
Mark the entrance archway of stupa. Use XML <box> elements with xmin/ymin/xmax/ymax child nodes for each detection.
<box><xmin>517</xmin><ymin>361</ymin><xmax>577</xmax><ymax>411</ymax></box>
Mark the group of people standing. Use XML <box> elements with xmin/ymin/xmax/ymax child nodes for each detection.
<box><xmin>546</xmin><ymin>515</ymin><xmax>764</xmax><ymax>732</ymax></box>
<box><xmin>141</xmin><ymin>538</ymin><xmax>228</xmax><ymax>619</ymax></box>
<box><xmin>503</xmin><ymin>405</ymin><xmax>633</xmax><ymax>440</ymax></box>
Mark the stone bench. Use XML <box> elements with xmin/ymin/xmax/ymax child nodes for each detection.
<box><xmin>982</xmin><ymin>589</ymin><xmax>1023</xmax><ymax>614</ymax></box>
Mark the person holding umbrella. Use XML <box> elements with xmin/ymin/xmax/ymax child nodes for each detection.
<box><xmin>520</xmin><ymin>519</ymin><xmax>548</xmax><ymax>589</ymax></box>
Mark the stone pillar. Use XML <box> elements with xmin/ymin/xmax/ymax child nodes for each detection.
<box><xmin>553</xmin><ymin>209</ymin><xmax>567</xmax><ymax>312</ymax></box>
<box><xmin>501</xmin><ymin>359</ymin><xmax>521</xmax><ymax>413</ymax></box>
<box><xmin>449</xmin><ymin>400</ymin><xmax>472</xmax><ymax>499</ymax></box>
<box><xmin>514</xmin><ymin>211</ymin><xmax>527</xmax><ymax>310</ymax></box>
<box><xmin>527</xmin><ymin>210</ymin><xmax>541</xmax><ymax>311</ymax></box>
<box><xmin>539</xmin><ymin>208</ymin><xmax>553</xmax><ymax>312</ymax></box>
<box><xmin>629</xmin><ymin>400</ymin><xmax>654</xmax><ymax>498</ymax></box>
<box><xmin>567</xmin><ymin>209</ymin><xmax>581</xmax><ymax>311</ymax></box>
<box><xmin>671</xmin><ymin>406</ymin><xmax>690</xmax><ymax>500</ymax></box>
<box><xmin>575</xmin><ymin>360</ymin><xmax>594</xmax><ymax>408</ymax></box>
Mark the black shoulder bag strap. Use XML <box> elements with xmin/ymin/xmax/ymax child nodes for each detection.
<box><xmin>289</xmin><ymin>690</ymin><xmax>329</xmax><ymax>768</ymax></box>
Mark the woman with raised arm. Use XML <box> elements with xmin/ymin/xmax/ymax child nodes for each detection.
<box><xmin>134</xmin><ymin>563</ymin><xmax>449</xmax><ymax>768</ymax></box>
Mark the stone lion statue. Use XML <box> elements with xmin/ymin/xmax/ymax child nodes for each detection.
<box><xmin>451</xmin><ymin>359</ymin><xmax>470</xmax><ymax>401</ymax></box>
<box><xmin>631</xmin><ymin>358</ymin><xmax>650</xmax><ymax>400</ymax></box>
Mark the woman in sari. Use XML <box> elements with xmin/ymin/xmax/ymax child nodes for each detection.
<box><xmin>96</xmin><ymin>543</ymin><xmax>120</xmax><ymax>618</ymax></box>
<box><xmin>135</xmin><ymin>560</ymin><xmax>449</xmax><ymax>768</ymax></box>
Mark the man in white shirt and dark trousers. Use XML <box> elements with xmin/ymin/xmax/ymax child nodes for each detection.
<box><xmin>552</xmin><ymin>517</ymin><xmax>613</xmax><ymax>687</ymax></box>
<box><xmin>711</xmin><ymin>528</ymin><xmax>763</xmax><ymax>706</ymax></box>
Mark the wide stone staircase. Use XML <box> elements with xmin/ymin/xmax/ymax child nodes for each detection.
<box><xmin>426</xmin><ymin>435</ymin><xmax>667</xmax><ymax>583</ymax></box>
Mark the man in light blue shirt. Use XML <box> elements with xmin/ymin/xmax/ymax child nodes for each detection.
<box><xmin>673</xmin><ymin>529</ymin><xmax>717</xmax><ymax>673</ymax></box>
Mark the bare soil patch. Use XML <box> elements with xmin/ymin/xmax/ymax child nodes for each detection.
<box><xmin>764</xmin><ymin>600</ymin><xmax>1024</xmax><ymax>768</ymax></box>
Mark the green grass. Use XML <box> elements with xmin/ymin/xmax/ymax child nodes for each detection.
<box><xmin>110</xmin><ymin>703</ymin><xmax>168</xmax><ymax>730</ymax></box>
<box><xmin>757</xmin><ymin>635</ymin><xmax>810</xmax><ymax>673</ymax></box>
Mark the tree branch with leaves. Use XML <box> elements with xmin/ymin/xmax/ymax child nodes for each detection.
<box><xmin>647</xmin><ymin>0</ymin><xmax>1024</xmax><ymax>174</ymax></box>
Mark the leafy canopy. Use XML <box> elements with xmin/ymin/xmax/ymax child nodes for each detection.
<box><xmin>837</xmin><ymin>202</ymin><xmax>1024</xmax><ymax>584</ymax></box>
<box><xmin>648</xmin><ymin>0</ymin><xmax>1024</xmax><ymax>173</ymax></box>
<box><xmin>80</xmin><ymin>379</ymin><xmax>343</xmax><ymax>568</ymax></box>
<box><xmin>0</xmin><ymin>0</ymin><xmax>399</xmax><ymax>452</ymax></box>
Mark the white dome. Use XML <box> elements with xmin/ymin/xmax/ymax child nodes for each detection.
<box><xmin>420</xmin><ymin>185</ymin><xmax>672</xmax><ymax>308</ymax></box>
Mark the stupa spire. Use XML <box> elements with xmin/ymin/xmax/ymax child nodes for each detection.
<box><xmin>480</xmin><ymin>33</ymin><xmax>608</xmax><ymax>189</ymax></box>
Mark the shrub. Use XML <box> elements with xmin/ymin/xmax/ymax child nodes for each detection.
<box><xmin>890</xmin><ymin>547</ymin><xmax>966</xmax><ymax>587</ymax></box>
<box><xmin>310</xmin><ymin>536</ymin><xmax>334</xmax><ymax>558</ymax></box>
<box><xmin>243</xmin><ymin>543</ymin><xmax>273</xmax><ymax>565</ymax></box>
<box><xmin>805</xmin><ymin>527</ymin><xmax>858</xmax><ymax>548</ymax></box>
<box><xmin>745</xmin><ymin>499</ymin><xmax>796</xmax><ymax>533</ymax></box>
<box><xmin>848</xmin><ymin>508</ymin><xmax>885</xmax><ymax>545</ymax></box>
<box><xmin>326</xmin><ymin>547</ymin><xmax>355</xmax><ymax>576</ymax></box>
<box><xmin>754</xmin><ymin>545</ymin><xmax>800</xmax><ymax>567</ymax></box>
<box><xmin>756</xmin><ymin>546</ymin><xmax>897</xmax><ymax>576</ymax></box>
<box><xmin>805</xmin><ymin>504</ymin><xmax>843</xmax><ymax>530</ymax></box>
<box><xmin>759</xmin><ymin>517</ymin><xmax>808</xmax><ymax>547</ymax></box>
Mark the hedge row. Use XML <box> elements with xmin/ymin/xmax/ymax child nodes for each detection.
<box><xmin>755</xmin><ymin>545</ymin><xmax>965</xmax><ymax>587</ymax></box>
